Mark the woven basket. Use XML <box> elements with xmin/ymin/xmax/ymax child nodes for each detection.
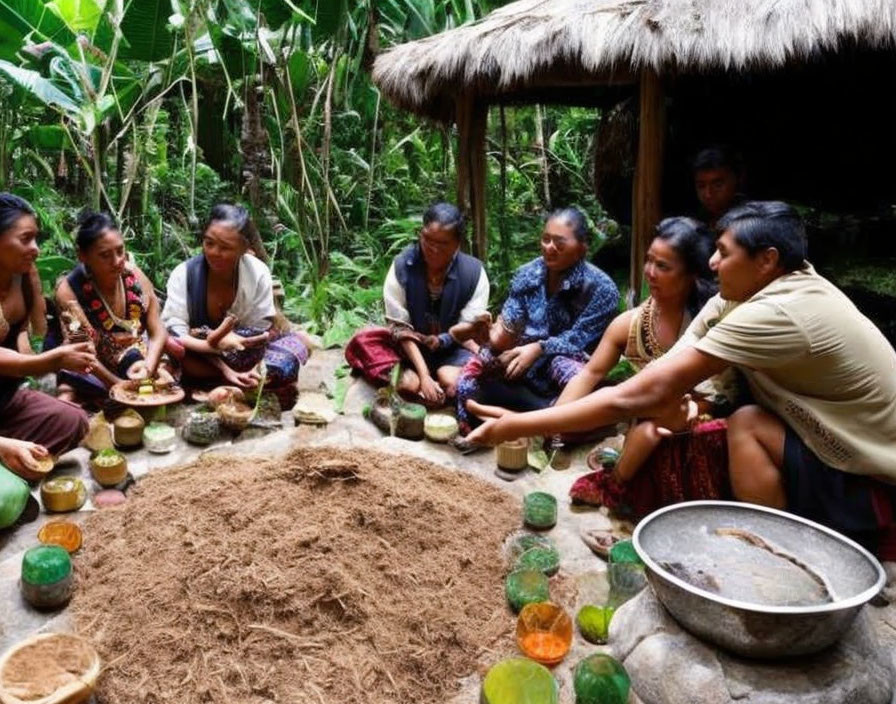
<box><xmin>0</xmin><ymin>633</ymin><xmax>100</xmax><ymax>704</ymax></box>
<box><xmin>113</xmin><ymin>409</ymin><xmax>144</xmax><ymax>448</ymax></box>
<box><xmin>217</xmin><ymin>402</ymin><xmax>253</xmax><ymax>432</ymax></box>
<box><xmin>496</xmin><ymin>439</ymin><xmax>528</xmax><ymax>471</ymax></box>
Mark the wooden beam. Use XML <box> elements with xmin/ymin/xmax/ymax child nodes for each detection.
<box><xmin>455</xmin><ymin>93</ymin><xmax>473</xmax><ymax>232</ymax></box>
<box><xmin>629</xmin><ymin>69</ymin><xmax>666</xmax><ymax>306</ymax></box>
<box><xmin>469</xmin><ymin>100</ymin><xmax>489</xmax><ymax>259</ymax></box>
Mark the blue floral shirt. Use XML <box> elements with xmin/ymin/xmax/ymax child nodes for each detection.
<box><xmin>501</xmin><ymin>257</ymin><xmax>619</xmax><ymax>375</ymax></box>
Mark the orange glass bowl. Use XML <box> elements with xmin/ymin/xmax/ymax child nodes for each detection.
<box><xmin>37</xmin><ymin>520</ymin><xmax>83</xmax><ymax>553</ymax></box>
<box><xmin>516</xmin><ymin>602</ymin><xmax>573</xmax><ymax>666</ymax></box>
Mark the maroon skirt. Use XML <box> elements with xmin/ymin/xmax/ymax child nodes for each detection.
<box><xmin>570</xmin><ymin>419</ymin><xmax>730</xmax><ymax>520</ymax></box>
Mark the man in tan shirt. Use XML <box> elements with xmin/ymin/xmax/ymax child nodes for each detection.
<box><xmin>469</xmin><ymin>201</ymin><xmax>896</xmax><ymax>557</ymax></box>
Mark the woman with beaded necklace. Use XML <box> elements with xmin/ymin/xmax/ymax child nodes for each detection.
<box><xmin>55</xmin><ymin>211</ymin><xmax>169</xmax><ymax>402</ymax></box>
<box><xmin>554</xmin><ymin>217</ymin><xmax>741</xmax><ymax>530</ymax></box>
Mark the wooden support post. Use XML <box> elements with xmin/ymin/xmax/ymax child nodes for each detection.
<box><xmin>630</xmin><ymin>69</ymin><xmax>666</xmax><ymax>306</ymax></box>
<box><xmin>455</xmin><ymin>93</ymin><xmax>473</xmax><ymax>223</ymax></box>
<box><xmin>469</xmin><ymin>101</ymin><xmax>488</xmax><ymax>259</ymax></box>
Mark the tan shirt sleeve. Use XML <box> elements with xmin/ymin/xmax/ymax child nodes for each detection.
<box><xmin>694</xmin><ymin>300</ymin><xmax>810</xmax><ymax>369</ymax></box>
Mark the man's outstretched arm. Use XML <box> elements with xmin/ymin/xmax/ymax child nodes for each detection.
<box><xmin>467</xmin><ymin>347</ymin><xmax>730</xmax><ymax>445</ymax></box>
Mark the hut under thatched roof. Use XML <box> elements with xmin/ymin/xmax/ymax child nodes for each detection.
<box><xmin>372</xmin><ymin>0</ymin><xmax>896</xmax><ymax>297</ymax></box>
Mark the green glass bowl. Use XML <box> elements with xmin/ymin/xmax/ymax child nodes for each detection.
<box><xmin>523</xmin><ymin>492</ymin><xmax>557</xmax><ymax>529</ymax></box>
<box><xmin>481</xmin><ymin>657</ymin><xmax>558</xmax><ymax>704</ymax></box>
<box><xmin>21</xmin><ymin>545</ymin><xmax>71</xmax><ymax>585</ymax></box>
<box><xmin>505</xmin><ymin>568</ymin><xmax>550</xmax><ymax>613</ymax></box>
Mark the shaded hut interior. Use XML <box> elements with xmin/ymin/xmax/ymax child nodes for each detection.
<box><xmin>372</xmin><ymin>1</ymin><xmax>896</xmax><ymax>343</ymax></box>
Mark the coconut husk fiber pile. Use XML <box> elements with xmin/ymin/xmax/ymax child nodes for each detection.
<box><xmin>70</xmin><ymin>447</ymin><xmax>519</xmax><ymax>704</ymax></box>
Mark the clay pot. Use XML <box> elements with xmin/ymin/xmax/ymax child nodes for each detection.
<box><xmin>88</xmin><ymin>451</ymin><xmax>128</xmax><ymax>488</ymax></box>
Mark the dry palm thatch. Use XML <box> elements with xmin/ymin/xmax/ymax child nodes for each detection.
<box><xmin>373</xmin><ymin>0</ymin><xmax>896</xmax><ymax>120</ymax></box>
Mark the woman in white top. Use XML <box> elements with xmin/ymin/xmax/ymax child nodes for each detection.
<box><xmin>161</xmin><ymin>204</ymin><xmax>308</xmax><ymax>408</ymax></box>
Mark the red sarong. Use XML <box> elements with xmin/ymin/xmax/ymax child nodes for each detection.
<box><xmin>570</xmin><ymin>419</ymin><xmax>730</xmax><ymax>519</ymax></box>
<box><xmin>344</xmin><ymin>326</ymin><xmax>401</xmax><ymax>385</ymax></box>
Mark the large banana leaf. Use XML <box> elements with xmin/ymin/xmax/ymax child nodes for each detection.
<box><xmin>45</xmin><ymin>0</ymin><xmax>103</xmax><ymax>33</ymax></box>
<box><xmin>0</xmin><ymin>0</ymin><xmax>75</xmax><ymax>61</ymax></box>
<box><xmin>0</xmin><ymin>59</ymin><xmax>78</xmax><ymax>113</ymax></box>
<box><xmin>312</xmin><ymin>0</ymin><xmax>346</xmax><ymax>40</ymax></box>
<box><xmin>118</xmin><ymin>0</ymin><xmax>174</xmax><ymax>61</ymax></box>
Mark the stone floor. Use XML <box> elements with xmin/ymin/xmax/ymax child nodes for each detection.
<box><xmin>1</xmin><ymin>348</ymin><xmax>895</xmax><ymax>703</ymax></box>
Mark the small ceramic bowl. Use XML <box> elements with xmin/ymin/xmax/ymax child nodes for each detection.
<box><xmin>40</xmin><ymin>477</ymin><xmax>87</xmax><ymax>513</ymax></box>
<box><xmin>89</xmin><ymin>451</ymin><xmax>128</xmax><ymax>488</ymax></box>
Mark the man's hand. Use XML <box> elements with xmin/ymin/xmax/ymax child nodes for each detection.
<box><xmin>500</xmin><ymin>342</ymin><xmax>543</xmax><ymax>380</ymax></box>
<box><xmin>0</xmin><ymin>438</ymin><xmax>49</xmax><ymax>479</ymax></box>
<box><xmin>418</xmin><ymin>374</ymin><xmax>445</xmax><ymax>404</ymax></box>
<box><xmin>465</xmin><ymin>416</ymin><xmax>514</xmax><ymax>446</ymax></box>
<box><xmin>53</xmin><ymin>343</ymin><xmax>97</xmax><ymax>373</ymax></box>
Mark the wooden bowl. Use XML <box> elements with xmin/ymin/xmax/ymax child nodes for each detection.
<box><xmin>40</xmin><ymin>478</ymin><xmax>87</xmax><ymax>514</ymax></box>
<box><xmin>0</xmin><ymin>633</ymin><xmax>100</xmax><ymax>704</ymax></box>
<box><xmin>88</xmin><ymin>451</ymin><xmax>128</xmax><ymax>488</ymax></box>
<box><xmin>15</xmin><ymin>456</ymin><xmax>54</xmax><ymax>483</ymax></box>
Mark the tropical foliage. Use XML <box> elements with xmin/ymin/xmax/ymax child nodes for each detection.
<box><xmin>0</xmin><ymin>0</ymin><xmax>613</xmax><ymax>344</ymax></box>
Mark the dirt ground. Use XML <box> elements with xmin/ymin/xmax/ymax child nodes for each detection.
<box><xmin>0</xmin><ymin>349</ymin><xmax>894</xmax><ymax>704</ymax></box>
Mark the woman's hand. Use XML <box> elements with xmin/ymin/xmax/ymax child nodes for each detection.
<box><xmin>500</xmin><ymin>342</ymin><xmax>543</xmax><ymax>380</ymax></box>
<box><xmin>53</xmin><ymin>343</ymin><xmax>97</xmax><ymax>373</ymax></box>
<box><xmin>0</xmin><ymin>438</ymin><xmax>49</xmax><ymax>479</ymax></box>
<box><xmin>215</xmin><ymin>331</ymin><xmax>269</xmax><ymax>352</ymax></box>
<box><xmin>418</xmin><ymin>374</ymin><xmax>445</xmax><ymax>404</ymax></box>
<box><xmin>421</xmin><ymin>335</ymin><xmax>441</xmax><ymax>352</ymax></box>
<box><xmin>126</xmin><ymin>360</ymin><xmax>150</xmax><ymax>380</ymax></box>
<box><xmin>222</xmin><ymin>366</ymin><xmax>261</xmax><ymax>389</ymax></box>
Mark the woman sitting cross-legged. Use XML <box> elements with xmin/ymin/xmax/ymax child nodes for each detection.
<box><xmin>560</xmin><ymin>217</ymin><xmax>743</xmax><ymax>521</ymax></box>
<box><xmin>455</xmin><ymin>207</ymin><xmax>619</xmax><ymax>435</ymax></box>
<box><xmin>0</xmin><ymin>193</ymin><xmax>91</xmax><ymax>472</ymax></box>
<box><xmin>344</xmin><ymin>202</ymin><xmax>489</xmax><ymax>405</ymax></box>
<box><xmin>161</xmin><ymin>203</ymin><xmax>308</xmax><ymax>409</ymax></box>
<box><xmin>53</xmin><ymin>211</ymin><xmax>170</xmax><ymax>403</ymax></box>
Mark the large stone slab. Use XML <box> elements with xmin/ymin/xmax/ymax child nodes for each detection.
<box><xmin>611</xmin><ymin>589</ymin><xmax>895</xmax><ymax>704</ymax></box>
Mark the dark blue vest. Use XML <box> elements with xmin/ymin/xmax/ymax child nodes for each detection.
<box><xmin>393</xmin><ymin>244</ymin><xmax>483</xmax><ymax>335</ymax></box>
<box><xmin>184</xmin><ymin>254</ymin><xmax>213</xmax><ymax>328</ymax></box>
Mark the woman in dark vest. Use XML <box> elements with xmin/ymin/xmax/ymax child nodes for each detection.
<box><xmin>345</xmin><ymin>202</ymin><xmax>489</xmax><ymax>404</ymax></box>
<box><xmin>54</xmin><ymin>211</ymin><xmax>170</xmax><ymax>402</ymax></box>
<box><xmin>0</xmin><ymin>193</ymin><xmax>91</xmax><ymax>477</ymax></box>
<box><xmin>161</xmin><ymin>204</ymin><xmax>308</xmax><ymax>409</ymax></box>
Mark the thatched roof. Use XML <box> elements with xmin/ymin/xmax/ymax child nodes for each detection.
<box><xmin>373</xmin><ymin>0</ymin><xmax>896</xmax><ymax>120</ymax></box>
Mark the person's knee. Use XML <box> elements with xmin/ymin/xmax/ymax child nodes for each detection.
<box><xmin>397</xmin><ymin>369</ymin><xmax>420</xmax><ymax>393</ymax></box>
<box><xmin>727</xmin><ymin>404</ymin><xmax>768</xmax><ymax>436</ymax></box>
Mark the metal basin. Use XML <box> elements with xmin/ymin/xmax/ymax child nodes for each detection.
<box><xmin>632</xmin><ymin>501</ymin><xmax>885</xmax><ymax>658</ymax></box>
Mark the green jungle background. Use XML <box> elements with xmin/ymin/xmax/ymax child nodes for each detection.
<box><xmin>1</xmin><ymin>0</ymin><xmax>893</xmax><ymax>349</ymax></box>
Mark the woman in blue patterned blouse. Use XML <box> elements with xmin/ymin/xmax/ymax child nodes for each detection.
<box><xmin>455</xmin><ymin>207</ymin><xmax>619</xmax><ymax>434</ymax></box>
